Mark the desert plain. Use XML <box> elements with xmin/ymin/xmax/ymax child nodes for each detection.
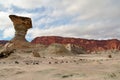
<box><xmin>0</xmin><ymin>50</ymin><xmax>120</xmax><ymax>80</ymax></box>
<box><xmin>0</xmin><ymin>15</ymin><xmax>120</xmax><ymax>80</ymax></box>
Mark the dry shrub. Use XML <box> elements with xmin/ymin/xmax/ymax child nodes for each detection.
<box><xmin>32</xmin><ymin>50</ymin><xmax>40</xmax><ymax>57</ymax></box>
<box><xmin>108</xmin><ymin>54</ymin><xmax>112</xmax><ymax>58</ymax></box>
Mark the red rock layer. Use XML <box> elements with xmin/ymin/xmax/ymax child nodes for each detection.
<box><xmin>31</xmin><ymin>36</ymin><xmax>120</xmax><ymax>52</ymax></box>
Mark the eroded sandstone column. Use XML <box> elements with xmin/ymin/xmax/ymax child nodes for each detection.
<box><xmin>0</xmin><ymin>15</ymin><xmax>32</xmax><ymax>57</ymax></box>
<box><xmin>9</xmin><ymin>15</ymin><xmax>32</xmax><ymax>42</ymax></box>
<box><xmin>8</xmin><ymin>15</ymin><xmax>32</xmax><ymax>49</ymax></box>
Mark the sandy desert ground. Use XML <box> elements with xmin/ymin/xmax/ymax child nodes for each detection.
<box><xmin>0</xmin><ymin>51</ymin><xmax>120</xmax><ymax>80</ymax></box>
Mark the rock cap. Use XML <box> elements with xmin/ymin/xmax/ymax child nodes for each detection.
<box><xmin>9</xmin><ymin>15</ymin><xmax>32</xmax><ymax>29</ymax></box>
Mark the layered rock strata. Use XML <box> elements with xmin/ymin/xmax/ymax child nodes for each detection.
<box><xmin>0</xmin><ymin>15</ymin><xmax>32</xmax><ymax>57</ymax></box>
<box><xmin>31</xmin><ymin>36</ymin><xmax>120</xmax><ymax>53</ymax></box>
<box><xmin>8</xmin><ymin>15</ymin><xmax>32</xmax><ymax>48</ymax></box>
<box><xmin>9</xmin><ymin>15</ymin><xmax>32</xmax><ymax>42</ymax></box>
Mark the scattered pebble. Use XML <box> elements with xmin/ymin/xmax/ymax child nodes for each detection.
<box><xmin>15</xmin><ymin>61</ymin><xmax>19</xmax><ymax>64</ymax></box>
<box><xmin>54</xmin><ymin>61</ymin><xmax>58</xmax><ymax>64</ymax></box>
<box><xmin>49</xmin><ymin>62</ymin><xmax>51</xmax><ymax>64</ymax></box>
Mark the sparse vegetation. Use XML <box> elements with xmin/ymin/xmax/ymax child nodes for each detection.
<box><xmin>108</xmin><ymin>54</ymin><xmax>112</xmax><ymax>58</ymax></box>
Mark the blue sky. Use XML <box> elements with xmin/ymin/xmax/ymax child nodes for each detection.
<box><xmin>0</xmin><ymin>0</ymin><xmax>120</xmax><ymax>41</ymax></box>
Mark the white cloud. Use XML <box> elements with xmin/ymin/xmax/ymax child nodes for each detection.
<box><xmin>27</xmin><ymin>25</ymin><xmax>79</xmax><ymax>39</ymax></box>
<box><xmin>28</xmin><ymin>20</ymin><xmax>120</xmax><ymax>40</ymax></box>
<box><xmin>3</xmin><ymin>27</ymin><xmax>14</xmax><ymax>38</ymax></box>
<box><xmin>75</xmin><ymin>0</ymin><xmax>120</xmax><ymax>21</ymax></box>
<box><xmin>0</xmin><ymin>0</ymin><xmax>42</xmax><ymax>9</ymax></box>
<box><xmin>0</xmin><ymin>0</ymin><xmax>120</xmax><ymax>40</ymax></box>
<box><xmin>0</xmin><ymin>12</ymin><xmax>12</xmax><ymax>29</ymax></box>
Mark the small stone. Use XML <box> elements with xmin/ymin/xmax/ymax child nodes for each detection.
<box><xmin>49</xmin><ymin>62</ymin><xmax>51</xmax><ymax>64</ymax></box>
<box><xmin>108</xmin><ymin>55</ymin><xmax>112</xmax><ymax>58</ymax></box>
<box><xmin>66</xmin><ymin>61</ymin><xmax>68</xmax><ymax>63</ymax></box>
<box><xmin>15</xmin><ymin>61</ymin><xmax>19</xmax><ymax>64</ymax></box>
<box><xmin>54</xmin><ymin>61</ymin><xmax>58</xmax><ymax>64</ymax></box>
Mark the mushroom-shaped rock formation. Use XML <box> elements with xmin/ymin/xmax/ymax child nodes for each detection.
<box><xmin>8</xmin><ymin>15</ymin><xmax>32</xmax><ymax>49</ymax></box>
<box><xmin>9</xmin><ymin>15</ymin><xmax>32</xmax><ymax>42</ymax></box>
<box><xmin>0</xmin><ymin>15</ymin><xmax>33</xmax><ymax>58</ymax></box>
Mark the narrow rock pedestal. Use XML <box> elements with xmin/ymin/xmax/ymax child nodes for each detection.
<box><xmin>0</xmin><ymin>15</ymin><xmax>33</xmax><ymax>58</ymax></box>
<box><xmin>8</xmin><ymin>15</ymin><xmax>32</xmax><ymax>49</ymax></box>
<box><xmin>9</xmin><ymin>15</ymin><xmax>32</xmax><ymax>42</ymax></box>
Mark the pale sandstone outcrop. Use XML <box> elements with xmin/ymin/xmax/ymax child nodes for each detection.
<box><xmin>8</xmin><ymin>15</ymin><xmax>32</xmax><ymax>49</ymax></box>
<box><xmin>9</xmin><ymin>15</ymin><xmax>32</xmax><ymax>42</ymax></box>
<box><xmin>0</xmin><ymin>15</ymin><xmax>32</xmax><ymax>57</ymax></box>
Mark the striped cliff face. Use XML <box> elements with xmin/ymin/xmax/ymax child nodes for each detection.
<box><xmin>31</xmin><ymin>36</ymin><xmax>120</xmax><ymax>53</ymax></box>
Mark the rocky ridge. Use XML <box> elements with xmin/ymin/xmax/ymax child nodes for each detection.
<box><xmin>31</xmin><ymin>36</ymin><xmax>120</xmax><ymax>52</ymax></box>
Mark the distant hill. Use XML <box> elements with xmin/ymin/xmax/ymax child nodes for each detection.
<box><xmin>31</xmin><ymin>36</ymin><xmax>120</xmax><ymax>52</ymax></box>
<box><xmin>0</xmin><ymin>40</ymin><xmax>8</xmax><ymax>49</ymax></box>
<box><xmin>0</xmin><ymin>40</ymin><xmax>8</xmax><ymax>45</ymax></box>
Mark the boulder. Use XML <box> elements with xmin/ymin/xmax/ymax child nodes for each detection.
<box><xmin>0</xmin><ymin>41</ymin><xmax>15</xmax><ymax>58</ymax></box>
<box><xmin>32</xmin><ymin>50</ymin><xmax>40</xmax><ymax>57</ymax></box>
